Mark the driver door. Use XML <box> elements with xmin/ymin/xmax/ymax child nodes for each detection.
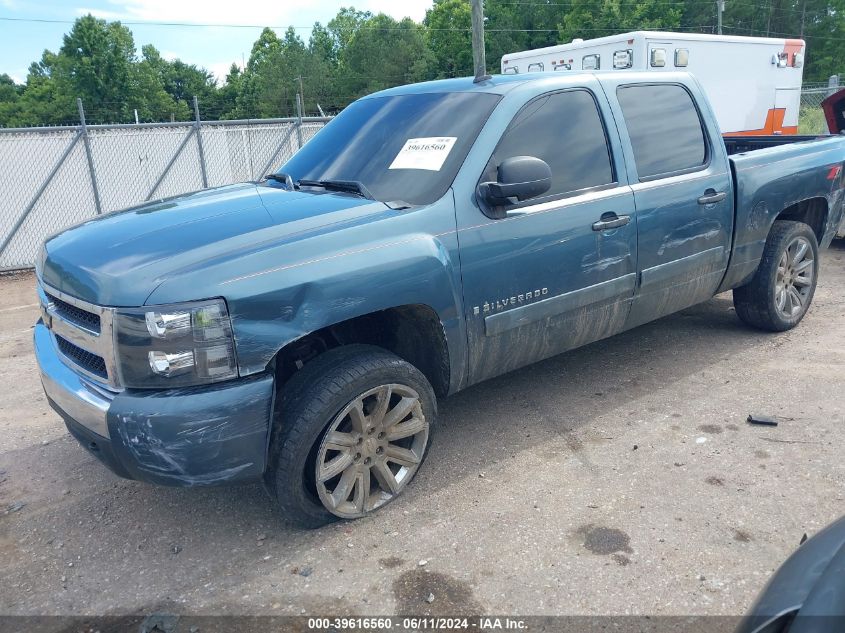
<box><xmin>457</xmin><ymin>86</ymin><xmax>638</xmax><ymax>385</ymax></box>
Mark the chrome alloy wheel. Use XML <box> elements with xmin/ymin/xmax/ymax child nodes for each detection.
<box><xmin>315</xmin><ymin>384</ymin><xmax>429</xmax><ymax>518</ymax></box>
<box><xmin>775</xmin><ymin>236</ymin><xmax>815</xmax><ymax>319</ymax></box>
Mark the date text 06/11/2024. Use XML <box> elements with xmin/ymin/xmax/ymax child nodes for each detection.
<box><xmin>306</xmin><ymin>617</ymin><xmax>528</xmax><ymax>630</ymax></box>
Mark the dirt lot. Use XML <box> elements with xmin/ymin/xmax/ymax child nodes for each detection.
<box><xmin>1</xmin><ymin>246</ymin><xmax>844</xmax><ymax>619</ymax></box>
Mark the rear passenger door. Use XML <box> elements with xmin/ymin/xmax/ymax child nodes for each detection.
<box><xmin>457</xmin><ymin>86</ymin><xmax>638</xmax><ymax>384</ymax></box>
<box><xmin>608</xmin><ymin>81</ymin><xmax>734</xmax><ymax>328</ymax></box>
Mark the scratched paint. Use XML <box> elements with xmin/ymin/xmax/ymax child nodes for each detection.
<box><xmin>469</xmin><ymin>298</ymin><xmax>630</xmax><ymax>383</ymax></box>
<box><xmin>107</xmin><ymin>373</ymin><xmax>274</xmax><ymax>486</ymax></box>
<box><xmin>656</xmin><ymin>218</ymin><xmax>723</xmax><ymax>256</ymax></box>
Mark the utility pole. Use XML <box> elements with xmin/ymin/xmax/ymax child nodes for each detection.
<box><xmin>298</xmin><ymin>75</ymin><xmax>305</xmax><ymax>116</ymax></box>
<box><xmin>471</xmin><ymin>0</ymin><xmax>491</xmax><ymax>83</ymax></box>
<box><xmin>717</xmin><ymin>0</ymin><xmax>725</xmax><ymax>35</ymax></box>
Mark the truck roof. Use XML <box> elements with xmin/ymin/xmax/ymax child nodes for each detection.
<box><xmin>363</xmin><ymin>70</ymin><xmax>695</xmax><ymax>99</ymax></box>
<box><xmin>362</xmin><ymin>74</ymin><xmax>531</xmax><ymax>98</ymax></box>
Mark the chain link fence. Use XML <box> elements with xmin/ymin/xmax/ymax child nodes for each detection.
<box><xmin>799</xmin><ymin>76</ymin><xmax>840</xmax><ymax>135</ymax></box>
<box><xmin>0</xmin><ymin>100</ymin><xmax>329</xmax><ymax>271</ymax></box>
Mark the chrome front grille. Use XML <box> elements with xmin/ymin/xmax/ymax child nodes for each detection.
<box><xmin>46</xmin><ymin>293</ymin><xmax>101</xmax><ymax>333</ymax></box>
<box><xmin>55</xmin><ymin>336</ymin><xmax>108</xmax><ymax>379</ymax></box>
<box><xmin>37</xmin><ymin>281</ymin><xmax>122</xmax><ymax>391</ymax></box>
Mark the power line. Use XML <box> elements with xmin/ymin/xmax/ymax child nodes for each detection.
<box><xmin>1</xmin><ymin>11</ymin><xmax>832</xmax><ymax>33</ymax></box>
<box><xmin>0</xmin><ymin>16</ymin><xmax>760</xmax><ymax>32</ymax></box>
<box><xmin>0</xmin><ymin>16</ymin><xmax>540</xmax><ymax>31</ymax></box>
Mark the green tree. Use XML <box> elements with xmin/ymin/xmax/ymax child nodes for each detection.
<box><xmin>310</xmin><ymin>22</ymin><xmax>337</xmax><ymax>65</ymax></box>
<box><xmin>483</xmin><ymin>0</ymin><xmax>568</xmax><ymax>67</ymax></box>
<box><xmin>9</xmin><ymin>52</ymin><xmax>77</xmax><ymax>126</ymax></box>
<box><xmin>137</xmin><ymin>44</ymin><xmax>222</xmax><ymax>119</ymax></box>
<box><xmin>217</xmin><ymin>64</ymin><xmax>244</xmax><ymax>119</ymax></box>
<box><xmin>307</xmin><ymin>23</ymin><xmax>341</xmax><ymax>113</ymax></box>
<box><xmin>0</xmin><ymin>74</ymin><xmax>23</xmax><ymax>127</ymax></box>
<box><xmin>328</xmin><ymin>7</ymin><xmax>374</xmax><ymax>53</ymax></box>
<box><xmin>559</xmin><ymin>0</ymin><xmax>683</xmax><ymax>46</ymax></box>
<box><xmin>234</xmin><ymin>26</ymin><xmax>323</xmax><ymax>118</ymax></box>
<box><xmin>424</xmin><ymin>0</ymin><xmax>473</xmax><ymax>78</ymax></box>
<box><xmin>321</xmin><ymin>8</ymin><xmax>375</xmax><ymax>108</ymax></box>
<box><xmin>233</xmin><ymin>27</ymin><xmax>283</xmax><ymax>118</ymax></box>
<box><xmin>340</xmin><ymin>14</ymin><xmax>432</xmax><ymax>98</ymax></box>
<box><xmin>136</xmin><ymin>45</ymin><xmax>187</xmax><ymax>121</ymax></box>
<box><xmin>0</xmin><ymin>74</ymin><xmax>20</xmax><ymax>101</ymax></box>
<box><xmin>802</xmin><ymin>0</ymin><xmax>845</xmax><ymax>80</ymax></box>
<box><xmin>56</xmin><ymin>14</ymin><xmax>140</xmax><ymax>122</ymax></box>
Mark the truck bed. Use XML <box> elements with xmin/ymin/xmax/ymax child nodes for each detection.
<box><xmin>718</xmin><ymin>133</ymin><xmax>845</xmax><ymax>291</ymax></box>
<box><xmin>723</xmin><ymin>134</ymin><xmax>838</xmax><ymax>155</ymax></box>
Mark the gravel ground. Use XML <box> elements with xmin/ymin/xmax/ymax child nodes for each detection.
<box><xmin>1</xmin><ymin>245</ymin><xmax>844</xmax><ymax>619</ymax></box>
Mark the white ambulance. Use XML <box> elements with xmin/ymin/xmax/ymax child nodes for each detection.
<box><xmin>501</xmin><ymin>31</ymin><xmax>806</xmax><ymax>135</ymax></box>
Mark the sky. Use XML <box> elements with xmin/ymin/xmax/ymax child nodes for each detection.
<box><xmin>0</xmin><ymin>0</ymin><xmax>434</xmax><ymax>84</ymax></box>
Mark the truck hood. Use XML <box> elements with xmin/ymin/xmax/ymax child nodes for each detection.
<box><xmin>40</xmin><ymin>183</ymin><xmax>388</xmax><ymax>306</ymax></box>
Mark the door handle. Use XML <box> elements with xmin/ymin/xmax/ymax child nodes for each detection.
<box><xmin>698</xmin><ymin>189</ymin><xmax>727</xmax><ymax>205</ymax></box>
<box><xmin>592</xmin><ymin>213</ymin><xmax>631</xmax><ymax>231</ymax></box>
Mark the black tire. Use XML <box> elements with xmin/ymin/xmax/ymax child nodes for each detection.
<box><xmin>267</xmin><ymin>344</ymin><xmax>437</xmax><ymax>528</ymax></box>
<box><xmin>733</xmin><ymin>220</ymin><xmax>819</xmax><ymax>332</ymax></box>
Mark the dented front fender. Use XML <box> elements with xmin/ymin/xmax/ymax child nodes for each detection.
<box><xmin>145</xmin><ymin>195</ymin><xmax>467</xmax><ymax>394</ymax></box>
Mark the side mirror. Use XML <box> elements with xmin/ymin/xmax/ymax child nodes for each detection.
<box><xmin>478</xmin><ymin>156</ymin><xmax>552</xmax><ymax>206</ymax></box>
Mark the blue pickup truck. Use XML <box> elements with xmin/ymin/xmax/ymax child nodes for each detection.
<box><xmin>34</xmin><ymin>71</ymin><xmax>845</xmax><ymax>526</ymax></box>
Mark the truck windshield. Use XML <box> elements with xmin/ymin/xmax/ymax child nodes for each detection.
<box><xmin>279</xmin><ymin>92</ymin><xmax>502</xmax><ymax>206</ymax></box>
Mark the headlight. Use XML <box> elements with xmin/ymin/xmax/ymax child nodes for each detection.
<box><xmin>114</xmin><ymin>298</ymin><xmax>238</xmax><ymax>388</ymax></box>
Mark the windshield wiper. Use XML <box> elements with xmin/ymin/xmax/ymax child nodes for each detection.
<box><xmin>297</xmin><ymin>179</ymin><xmax>375</xmax><ymax>200</ymax></box>
<box><xmin>264</xmin><ymin>172</ymin><xmax>297</xmax><ymax>190</ymax></box>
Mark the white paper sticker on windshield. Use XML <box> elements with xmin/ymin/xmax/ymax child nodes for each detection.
<box><xmin>388</xmin><ymin>137</ymin><xmax>457</xmax><ymax>171</ymax></box>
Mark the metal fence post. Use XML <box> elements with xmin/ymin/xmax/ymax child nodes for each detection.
<box><xmin>77</xmin><ymin>98</ymin><xmax>103</xmax><ymax>215</ymax></box>
<box><xmin>194</xmin><ymin>96</ymin><xmax>209</xmax><ymax>188</ymax></box>
<box><xmin>145</xmin><ymin>127</ymin><xmax>198</xmax><ymax>201</ymax></box>
<box><xmin>295</xmin><ymin>93</ymin><xmax>303</xmax><ymax>149</ymax></box>
<box><xmin>828</xmin><ymin>75</ymin><xmax>841</xmax><ymax>97</ymax></box>
<box><xmin>258</xmin><ymin>124</ymin><xmax>299</xmax><ymax>177</ymax></box>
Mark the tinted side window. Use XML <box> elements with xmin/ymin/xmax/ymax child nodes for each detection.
<box><xmin>490</xmin><ymin>90</ymin><xmax>614</xmax><ymax>200</ymax></box>
<box><xmin>617</xmin><ymin>84</ymin><xmax>707</xmax><ymax>179</ymax></box>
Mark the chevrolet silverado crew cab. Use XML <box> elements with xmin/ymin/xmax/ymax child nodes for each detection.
<box><xmin>34</xmin><ymin>72</ymin><xmax>845</xmax><ymax>527</ymax></box>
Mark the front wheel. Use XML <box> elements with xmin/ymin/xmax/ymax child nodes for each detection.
<box><xmin>268</xmin><ymin>345</ymin><xmax>436</xmax><ymax>528</ymax></box>
<box><xmin>733</xmin><ymin>220</ymin><xmax>819</xmax><ymax>332</ymax></box>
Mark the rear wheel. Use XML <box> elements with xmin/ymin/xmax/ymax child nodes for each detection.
<box><xmin>733</xmin><ymin>220</ymin><xmax>819</xmax><ymax>332</ymax></box>
<box><xmin>268</xmin><ymin>345</ymin><xmax>436</xmax><ymax>528</ymax></box>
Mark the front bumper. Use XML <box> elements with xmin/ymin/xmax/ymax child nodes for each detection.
<box><xmin>35</xmin><ymin>321</ymin><xmax>275</xmax><ymax>486</ymax></box>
